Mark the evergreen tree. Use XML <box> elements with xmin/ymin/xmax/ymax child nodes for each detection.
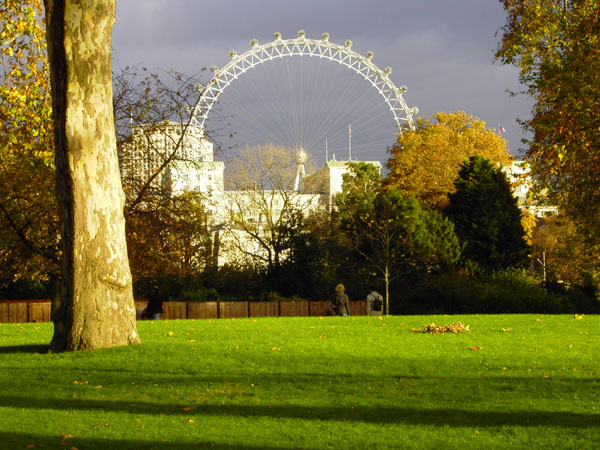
<box><xmin>445</xmin><ymin>156</ymin><xmax>529</xmax><ymax>271</ymax></box>
<box><xmin>337</xmin><ymin>170</ymin><xmax>461</xmax><ymax>313</ymax></box>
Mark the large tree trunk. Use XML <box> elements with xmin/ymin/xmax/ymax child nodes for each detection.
<box><xmin>45</xmin><ymin>0</ymin><xmax>140</xmax><ymax>351</ymax></box>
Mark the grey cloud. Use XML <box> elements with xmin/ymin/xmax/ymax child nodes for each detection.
<box><xmin>112</xmin><ymin>0</ymin><xmax>531</xmax><ymax>155</ymax></box>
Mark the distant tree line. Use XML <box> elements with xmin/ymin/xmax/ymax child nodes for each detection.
<box><xmin>2</xmin><ymin>2</ymin><xmax>598</xmax><ymax>316</ymax></box>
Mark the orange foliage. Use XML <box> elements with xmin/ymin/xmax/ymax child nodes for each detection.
<box><xmin>385</xmin><ymin>111</ymin><xmax>511</xmax><ymax>210</ymax></box>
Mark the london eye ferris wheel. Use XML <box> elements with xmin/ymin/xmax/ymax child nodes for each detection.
<box><xmin>192</xmin><ymin>30</ymin><xmax>418</xmax><ymax>168</ymax></box>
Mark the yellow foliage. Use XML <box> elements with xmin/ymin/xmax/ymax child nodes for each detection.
<box><xmin>385</xmin><ymin>111</ymin><xmax>511</xmax><ymax>209</ymax></box>
<box><xmin>520</xmin><ymin>208</ymin><xmax>537</xmax><ymax>246</ymax></box>
<box><xmin>1</xmin><ymin>0</ymin><xmax>59</xmax><ymax>284</ymax></box>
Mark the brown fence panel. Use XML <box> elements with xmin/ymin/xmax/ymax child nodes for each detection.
<box><xmin>248</xmin><ymin>302</ymin><xmax>279</xmax><ymax>317</ymax></box>
<box><xmin>0</xmin><ymin>303</ymin><xmax>8</xmax><ymax>323</ymax></box>
<box><xmin>162</xmin><ymin>302</ymin><xmax>187</xmax><ymax>320</ymax></box>
<box><xmin>279</xmin><ymin>301</ymin><xmax>309</xmax><ymax>317</ymax></box>
<box><xmin>219</xmin><ymin>302</ymin><xmax>249</xmax><ymax>319</ymax></box>
<box><xmin>28</xmin><ymin>302</ymin><xmax>51</xmax><ymax>322</ymax></box>
<box><xmin>187</xmin><ymin>302</ymin><xmax>218</xmax><ymax>319</ymax></box>
<box><xmin>350</xmin><ymin>301</ymin><xmax>366</xmax><ymax>316</ymax></box>
<box><xmin>8</xmin><ymin>303</ymin><xmax>27</xmax><ymax>323</ymax></box>
<box><xmin>309</xmin><ymin>301</ymin><xmax>331</xmax><ymax>316</ymax></box>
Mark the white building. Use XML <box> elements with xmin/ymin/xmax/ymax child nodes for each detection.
<box><xmin>170</xmin><ymin>160</ymin><xmax>225</xmax><ymax>198</ymax></box>
<box><xmin>504</xmin><ymin>160</ymin><xmax>557</xmax><ymax>218</ymax></box>
<box><xmin>121</xmin><ymin>121</ymin><xmax>386</xmax><ymax>266</ymax></box>
<box><xmin>319</xmin><ymin>160</ymin><xmax>382</xmax><ymax>205</ymax></box>
<box><xmin>120</xmin><ymin>120</ymin><xmax>224</xmax><ymax>200</ymax></box>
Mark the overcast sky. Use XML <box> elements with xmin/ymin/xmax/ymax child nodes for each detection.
<box><xmin>111</xmin><ymin>0</ymin><xmax>532</xmax><ymax>164</ymax></box>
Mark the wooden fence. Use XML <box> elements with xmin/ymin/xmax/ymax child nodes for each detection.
<box><xmin>0</xmin><ymin>299</ymin><xmax>367</xmax><ymax>323</ymax></box>
<box><xmin>0</xmin><ymin>300</ymin><xmax>51</xmax><ymax>324</ymax></box>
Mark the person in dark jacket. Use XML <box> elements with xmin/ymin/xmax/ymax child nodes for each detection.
<box><xmin>332</xmin><ymin>283</ymin><xmax>350</xmax><ymax>316</ymax></box>
<box><xmin>144</xmin><ymin>285</ymin><xmax>163</xmax><ymax>320</ymax></box>
<box><xmin>366</xmin><ymin>286</ymin><xmax>384</xmax><ymax>316</ymax></box>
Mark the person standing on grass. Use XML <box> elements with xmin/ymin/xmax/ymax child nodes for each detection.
<box><xmin>332</xmin><ymin>283</ymin><xmax>350</xmax><ymax>316</ymax></box>
<box><xmin>144</xmin><ymin>285</ymin><xmax>164</xmax><ymax>320</ymax></box>
<box><xmin>366</xmin><ymin>286</ymin><xmax>384</xmax><ymax>316</ymax></box>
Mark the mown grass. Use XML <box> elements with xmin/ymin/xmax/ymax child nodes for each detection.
<box><xmin>0</xmin><ymin>314</ymin><xmax>599</xmax><ymax>449</ymax></box>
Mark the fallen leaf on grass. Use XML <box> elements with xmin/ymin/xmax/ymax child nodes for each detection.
<box><xmin>502</xmin><ymin>328</ymin><xmax>512</xmax><ymax>332</ymax></box>
<box><xmin>574</xmin><ymin>314</ymin><xmax>584</xmax><ymax>320</ymax></box>
<box><xmin>318</xmin><ymin>335</ymin><xmax>329</xmax><ymax>339</ymax></box>
<box><xmin>71</xmin><ymin>380</ymin><xmax>88</xmax><ymax>385</ymax></box>
<box><xmin>535</xmin><ymin>318</ymin><xmax>543</xmax><ymax>322</ymax></box>
<box><xmin>186</xmin><ymin>339</ymin><xmax>196</xmax><ymax>343</ymax></box>
<box><xmin>422</xmin><ymin>322</ymin><xmax>470</xmax><ymax>334</ymax></box>
<box><xmin>94</xmin><ymin>385</ymin><xmax>103</xmax><ymax>389</ymax></box>
<box><xmin>408</xmin><ymin>328</ymin><xmax>421</xmax><ymax>333</ymax></box>
<box><xmin>469</xmin><ymin>346</ymin><xmax>483</xmax><ymax>351</ymax></box>
<box><xmin>269</xmin><ymin>346</ymin><xmax>281</xmax><ymax>351</ymax></box>
<box><xmin>165</xmin><ymin>331</ymin><xmax>175</xmax><ymax>336</ymax></box>
<box><xmin>92</xmin><ymin>423</ymin><xmax>110</xmax><ymax>429</ymax></box>
<box><xmin>59</xmin><ymin>434</ymin><xmax>73</xmax><ymax>439</ymax></box>
<box><xmin>182</xmin><ymin>407</ymin><xmax>192</xmax><ymax>412</ymax></box>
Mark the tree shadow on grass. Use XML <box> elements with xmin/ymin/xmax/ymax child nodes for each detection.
<box><xmin>1</xmin><ymin>394</ymin><xmax>598</xmax><ymax>428</ymax></box>
<box><xmin>0</xmin><ymin>344</ymin><xmax>50</xmax><ymax>354</ymax></box>
<box><xmin>0</xmin><ymin>431</ymin><xmax>288</xmax><ymax>450</ymax></box>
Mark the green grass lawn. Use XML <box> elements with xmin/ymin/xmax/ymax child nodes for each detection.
<box><xmin>1</xmin><ymin>314</ymin><xmax>599</xmax><ymax>449</ymax></box>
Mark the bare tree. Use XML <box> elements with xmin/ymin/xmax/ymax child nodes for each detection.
<box><xmin>220</xmin><ymin>145</ymin><xmax>323</xmax><ymax>272</ymax></box>
<box><xmin>112</xmin><ymin>67</ymin><xmax>223</xmax><ymax>282</ymax></box>
<box><xmin>113</xmin><ymin>66</ymin><xmax>210</xmax><ymax>212</ymax></box>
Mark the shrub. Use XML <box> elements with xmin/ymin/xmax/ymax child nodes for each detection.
<box><xmin>182</xmin><ymin>288</ymin><xmax>221</xmax><ymax>302</ymax></box>
<box><xmin>393</xmin><ymin>269</ymin><xmax>597</xmax><ymax>314</ymax></box>
<box><xmin>0</xmin><ymin>278</ymin><xmax>55</xmax><ymax>300</ymax></box>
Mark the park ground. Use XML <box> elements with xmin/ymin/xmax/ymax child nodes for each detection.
<box><xmin>0</xmin><ymin>314</ymin><xmax>598</xmax><ymax>449</ymax></box>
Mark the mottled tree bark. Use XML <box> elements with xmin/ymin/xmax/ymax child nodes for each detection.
<box><xmin>45</xmin><ymin>0</ymin><xmax>140</xmax><ymax>350</ymax></box>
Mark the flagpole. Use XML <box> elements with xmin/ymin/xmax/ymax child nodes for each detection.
<box><xmin>348</xmin><ymin>124</ymin><xmax>352</xmax><ymax>161</ymax></box>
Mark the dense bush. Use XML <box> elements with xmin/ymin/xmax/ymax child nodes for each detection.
<box><xmin>181</xmin><ymin>288</ymin><xmax>221</xmax><ymax>302</ymax></box>
<box><xmin>394</xmin><ymin>269</ymin><xmax>599</xmax><ymax>314</ymax></box>
<box><xmin>0</xmin><ymin>278</ymin><xmax>56</xmax><ymax>300</ymax></box>
<box><xmin>133</xmin><ymin>264</ymin><xmax>268</xmax><ymax>302</ymax></box>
